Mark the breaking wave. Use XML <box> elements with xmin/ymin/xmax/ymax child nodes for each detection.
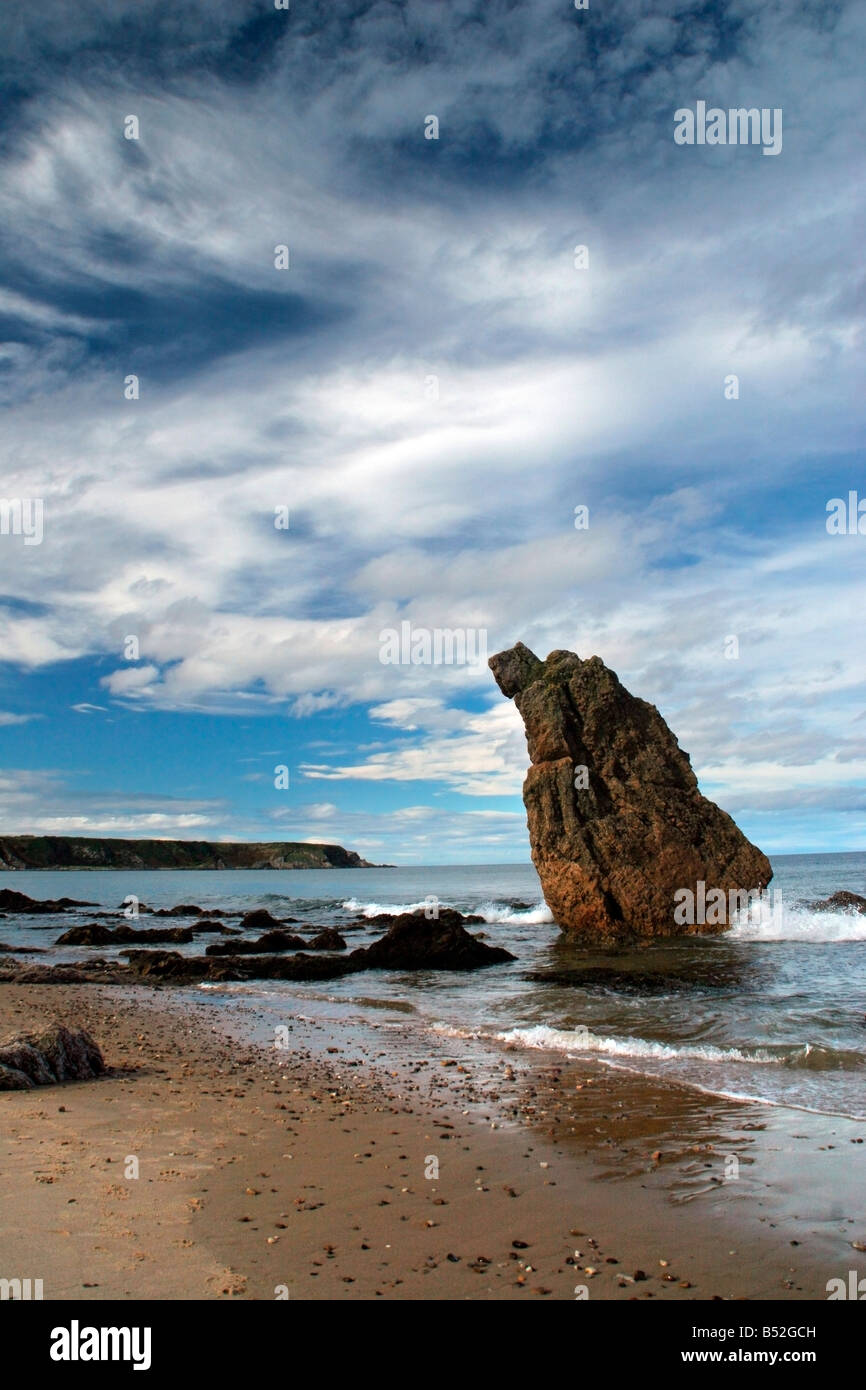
<box><xmin>433</xmin><ymin>1021</ymin><xmax>778</xmax><ymax>1066</ymax></box>
<box><xmin>341</xmin><ymin>898</ymin><xmax>438</xmax><ymax>917</ymax></box>
<box><xmin>476</xmin><ymin>901</ymin><xmax>555</xmax><ymax>926</ymax></box>
<box><xmin>727</xmin><ymin>903</ymin><xmax>866</xmax><ymax>943</ymax></box>
<box><xmin>341</xmin><ymin>897</ymin><xmax>553</xmax><ymax>925</ymax></box>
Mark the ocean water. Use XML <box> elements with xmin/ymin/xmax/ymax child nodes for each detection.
<box><xmin>3</xmin><ymin>852</ymin><xmax>865</xmax><ymax>1121</ymax></box>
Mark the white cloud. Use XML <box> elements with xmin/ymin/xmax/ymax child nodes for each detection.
<box><xmin>0</xmin><ymin>0</ymin><xmax>863</xmax><ymax>852</ymax></box>
<box><xmin>302</xmin><ymin>702</ymin><xmax>526</xmax><ymax>797</ymax></box>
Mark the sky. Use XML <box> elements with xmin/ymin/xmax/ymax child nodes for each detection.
<box><xmin>0</xmin><ymin>0</ymin><xmax>863</xmax><ymax>864</ymax></box>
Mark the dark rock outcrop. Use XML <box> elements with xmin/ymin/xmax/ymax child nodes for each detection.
<box><xmin>238</xmin><ymin>909</ymin><xmax>288</xmax><ymax>932</ymax></box>
<box><xmin>0</xmin><ymin>889</ymin><xmax>95</xmax><ymax>914</ymax></box>
<box><xmin>0</xmin><ymin>1024</ymin><xmax>105</xmax><ymax>1089</ymax></box>
<box><xmin>204</xmin><ymin>926</ymin><xmax>347</xmax><ymax>956</ymax></box>
<box><xmin>126</xmin><ymin>926</ymin><xmax>196</xmax><ymax>945</ymax></box>
<box><xmin>0</xmin><ymin>958</ymin><xmax>128</xmax><ymax>985</ymax></box>
<box><xmin>55</xmin><ymin>924</ymin><xmax>194</xmax><ymax>946</ymax></box>
<box><xmin>808</xmin><ymin>890</ymin><xmax>866</xmax><ymax>914</ymax></box>
<box><xmin>205</xmin><ymin>930</ymin><xmax>308</xmax><ymax>956</ymax></box>
<box><xmin>152</xmin><ymin>904</ymin><xmax>221</xmax><ymax>918</ymax></box>
<box><xmin>489</xmin><ymin>642</ymin><xmax>772</xmax><ymax>941</ymax></box>
<box><xmin>1</xmin><ymin>913</ymin><xmax>513</xmax><ymax>987</ymax></box>
<box><xmin>122</xmin><ymin>912</ymin><xmax>512</xmax><ymax>982</ymax></box>
<box><xmin>307</xmin><ymin>928</ymin><xmax>347</xmax><ymax>951</ymax></box>
<box><xmin>358</xmin><ymin>910</ymin><xmax>485</xmax><ymax>928</ymax></box>
<box><xmin>354</xmin><ymin>909</ymin><xmax>514</xmax><ymax>970</ymax></box>
<box><xmin>121</xmin><ymin>949</ymin><xmax>351</xmax><ymax>983</ymax></box>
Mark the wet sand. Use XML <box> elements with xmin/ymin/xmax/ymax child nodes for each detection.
<box><xmin>1</xmin><ymin>982</ymin><xmax>863</xmax><ymax>1300</ymax></box>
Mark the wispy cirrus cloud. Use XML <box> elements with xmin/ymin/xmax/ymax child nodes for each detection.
<box><xmin>0</xmin><ymin>0</ymin><xmax>863</xmax><ymax>856</ymax></box>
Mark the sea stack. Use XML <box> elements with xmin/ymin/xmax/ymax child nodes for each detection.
<box><xmin>489</xmin><ymin>642</ymin><xmax>772</xmax><ymax>941</ymax></box>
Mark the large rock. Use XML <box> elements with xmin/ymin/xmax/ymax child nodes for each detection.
<box><xmin>489</xmin><ymin>642</ymin><xmax>772</xmax><ymax>941</ymax></box>
<box><xmin>0</xmin><ymin>1024</ymin><xmax>105</xmax><ymax>1089</ymax></box>
<box><xmin>29</xmin><ymin>1024</ymin><xmax>105</xmax><ymax>1080</ymax></box>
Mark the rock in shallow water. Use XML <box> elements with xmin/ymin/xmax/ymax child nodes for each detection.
<box><xmin>307</xmin><ymin>928</ymin><xmax>348</xmax><ymax>951</ymax></box>
<box><xmin>0</xmin><ymin>889</ymin><xmax>96</xmax><ymax>913</ymax></box>
<box><xmin>121</xmin><ymin>910</ymin><xmax>513</xmax><ymax>982</ymax></box>
<box><xmin>0</xmin><ymin>912</ymin><xmax>513</xmax><ymax>986</ymax></box>
<box><xmin>489</xmin><ymin>642</ymin><xmax>771</xmax><ymax>941</ymax></box>
<box><xmin>808</xmin><ymin>891</ymin><xmax>866</xmax><ymax>914</ymax></box>
<box><xmin>205</xmin><ymin>930</ymin><xmax>308</xmax><ymax>956</ymax></box>
<box><xmin>56</xmin><ymin>923</ymin><xmax>195</xmax><ymax>946</ymax></box>
<box><xmin>357</xmin><ymin>909</ymin><xmax>514</xmax><ymax>969</ymax></box>
<box><xmin>238</xmin><ymin>909</ymin><xmax>287</xmax><ymax>931</ymax></box>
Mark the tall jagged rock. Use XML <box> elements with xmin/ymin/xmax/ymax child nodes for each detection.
<box><xmin>490</xmin><ymin>642</ymin><xmax>772</xmax><ymax>941</ymax></box>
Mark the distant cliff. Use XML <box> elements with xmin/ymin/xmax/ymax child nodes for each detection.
<box><xmin>0</xmin><ymin>837</ymin><xmax>374</xmax><ymax>871</ymax></box>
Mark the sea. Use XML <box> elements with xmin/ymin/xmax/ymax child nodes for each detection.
<box><xmin>3</xmin><ymin>851</ymin><xmax>865</xmax><ymax>1123</ymax></box>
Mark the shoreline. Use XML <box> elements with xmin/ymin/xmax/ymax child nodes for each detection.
<box><xmin>2</xmin><ymin>981</ymin><xmax>863</xmax><ymax>1301</ymax></box>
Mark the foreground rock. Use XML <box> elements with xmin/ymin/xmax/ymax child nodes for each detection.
<box><xmin>489</xmin><ymin>642</ymin><xmax>772</xmax><ymax>941</ymax></box>
<box><xmin>0</xmin><ymin>1024</ymin><xmax>105</xmax><ymax>1090</ymax></box>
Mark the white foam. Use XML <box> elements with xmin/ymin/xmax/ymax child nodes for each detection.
<box><xmin>728</xmin><ymin>902</ymin><xmax>866</xmax><ymax>943</ymax></box>
<box><xmin>341</xmin><ymin>897</ymin><xmax>553</xmax><ymax>925</ymax></box>
<box><xmin>432</xmin><ymin>1022</ymin><xmax>482</xmax><ymax>1041</ymax></box>
<box><xmin>341</xmin><ymin>898</ymin><xmax>437</xmax><ymax>917</ymax></box>
<box><xmin>476</xmin><ymin>900</ymin><xmax>554</xmax><ymax>926</ymax></box>
<box><xmin>433</xmin><ymin>1020</ymin><xmax>777</xmax><ymax>1065</ymax></box>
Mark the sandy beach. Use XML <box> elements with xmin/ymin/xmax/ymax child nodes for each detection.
<box><xmin>2</xmin><ymin>981</ymin><xmax>862</xmax><ymax>1302</ymax></box>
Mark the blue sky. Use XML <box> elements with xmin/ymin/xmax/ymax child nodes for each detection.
<box><xmin>0</xmin><ymin>0</ymin><xmax>863</xmax><ymax>863</ymax></box>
